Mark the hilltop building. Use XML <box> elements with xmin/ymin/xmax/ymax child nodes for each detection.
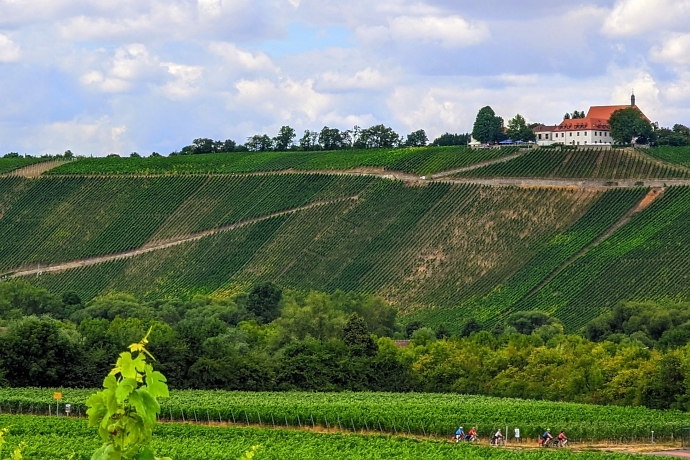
<box><xmin>533</xmin><ymin>94</ymin><xmax>647</xmax><ymax>146</ymax></box>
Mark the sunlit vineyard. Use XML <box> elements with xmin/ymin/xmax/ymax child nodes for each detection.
<box><xmin>646</xmin><ymin>146</ymin><xmax>690</xmax><ymax>168</ymax></box>
<box><xmin>453</xmin><ymin>148</ymin><xmax>690</xmax><ymax>179</ymax></box>
<box><xmin>0</xmin><ymin>157</ymin><xmax>51</xmax><ymax>174</ymax></box>
<box><xmin>25</xmin><ymin>184</ymin><xmax>605</xmax><ymax>323</ymax></box>
<box><xmin>516</xmin><ymin>186</ymin><xmax>690</xmax><ymax>328</ymax></box>
<box><xmin>0</xmin><ymin>415</ymin><xmax>640</xmax><ymax>459</ymax></box>
<box><xmin>46</xmin><ymin>146</ymin><xmax>519</xmax><ymax>176</ymax></box>
<box><xmin>406</xmin><ymin>188</ymin><xmax>648</xmax><ymax>329</ymax></box>
<box><xmin>0</xmin><ymin>390</ymin><xmax>686</xmax><ymax>440</ymax></box>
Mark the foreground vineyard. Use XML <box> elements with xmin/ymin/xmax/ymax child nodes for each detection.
<box><xmin>0</xmin><ymin>390</ymin><xmax>686</xmax><ymax>440</ymax></box>
<box><xmin>46</xmin><ymin>146</ymin><xmax>519</xmax><ymax>176</ymax></box>
<box><xmin>0</xmin><ymin>415</ymin><xmax>639</xmax><ymax>460</ymax></box>
<box><xmin>453</xmin><ymin>148</ymin><xmax>690</xmax><ymax>180</ymax></box>
<box><xmin>25</xmin><ymin>183</ymin><xmax>609</xmax><ymax>326</ymax></box>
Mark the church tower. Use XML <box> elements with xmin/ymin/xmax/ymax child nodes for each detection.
<box><xmin>631</xmin><ymin>91</ymin><xmax>636</xmax><ymax>107</ymax></box>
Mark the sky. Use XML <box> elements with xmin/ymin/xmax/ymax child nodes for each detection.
<box><xmin>1</xmin><ymin>0</ymin><xmax>690</xmax><ymax>156</ymax></box>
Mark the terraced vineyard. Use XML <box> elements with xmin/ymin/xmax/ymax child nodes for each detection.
<box><xmin>453</xmin><ymin>148</ymin><xmax>690</xmax><ymax>179</ymax></box>
<box><xmin>515</xmin><ymin>186</ymin><xmax>690</xmax><ymax>329</ymax></box>
<box><xmin>0</xmin><ymin>415</ymin><xmax>639</xmax><ymax>460</ymax></box>
<box><xmin>0</xmin><ymin>389</ymin><xmax>687</xmax><ymax>440</ymax></box>
<box><xmin>0</xmin><ymin>174</ymin><xmax>374</xmax><ymax>273</ymax></box>
<box><xmin>0</xmin><ymin>157</ymin><xmax>51</xmax><ymax>175</ymax></box>
<box><xmin>24</xmin><ymin>183</ymin><xmax>607</xmax><ymax>317</ymax></box>
<box><xmin>646</xmin><ymin>146</ymin><xmax>690</xmax><ymax>168</ymax></box>
<box><xmin>46</xmin><ymin>146</ymin><xmax>519</xmax><ymax>176</ymax></box>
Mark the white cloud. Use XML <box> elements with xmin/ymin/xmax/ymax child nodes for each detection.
<box><xmin>316</xmin><ymin>68</ymin><xmax>393</xmax><ymax>91</ymax></box>
<box><xmin>209</xmin><ymin>42</ymin><xmax>279</xmax><ymax>73</ymax></box>
<box><xmin>79</xmin><ymin>44</ymin><xmax>157</xmax><ymax>93</ymax></box>
<box><xmin>603</xmin><ymin>0</ymin><xmax>690</xmax><ymax>37</ymax></box>
<box><xmin>160</xmin><ymin>63</ymin><xmax>203</xmax><ymax>100</ymax></box>
<box><xmin>234</xmin><ymin>78</ymin><xmax>331</xmax><ymax>122</ymax></box>
<box><xmin>388</xmin><ymin>15</ymin><xmax>490</xmax><ymax>48</ymax></box>
<box><xmin>651</xmin><ymin>34</ymin><xmax>690</xmax><ymax>65</ymax></box>
<box><xmin>0</xmin><ymin>34</ymin><xmax>21</xmax><ymax>62</ymax></box>
<box><xmin>357</xmin><ymin>14</ymin><xmax>490</xmax><ymax>48</ymax></box>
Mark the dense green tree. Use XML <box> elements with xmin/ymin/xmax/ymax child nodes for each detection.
<box><xmin>318</xmin><ymin>127</ymin><xmax>344</xmax><ymax>150</ymax></box>
<box><xmin>609</xmin><ymin>108</ymin><xmax>654</xmax><ymax>144</ymax></box>
<box><xmin>506</xmin><ymin>311</ymin><xmax>557</xmax><ymax>335</ymax></box>
<box><xmin>343</xmin><ymin>313</ymin><xmax>378</xmax><ymax>356</ymax></box>
<box><xmin>0</xmin><ymin>280</ymin><xmax>63</xmax><ymax>319</ymax></box>
<box><xmin>0</xmin><ymin>317</ymin><xmax>80</xmax><ymax>387</ymax></box>
<box><xmin>506</xmin><ymin>114</ymin><xmax>537</xmax><ymax>142</ymax></box>
<box><xmin>431</xmin><ymin>133</ymin><xmax>470</xmax><ymax>146</ymax></box>
<box><xmin>246</xmin><ymin>134</ymin><xmax>274</xmax><ymax>152</ymax></box>
<box><xmin>461</xmin><ymin>318</ymin><xmax>483</xmax><ymax>337</ymax></box>
<box><xmin>404</xmin><ymin>129</ymin><xmax>428</xmax><ymax>147</ymax></box>
<box><xmin>472</xmin><ymin>106</ymin><xmax>504</xmax><ymax>144</ymax></box>
<box><xmin>299</xmin><ymin>130</ymin><xmax>320</xmax><ymax>151</ymax></box>
<box><xmin>247</xmin><ymin>282</ymin><xmax>283</xmax><ymax>324</ymax></box>
<box><xmin>405</xmin><ymin>321</ymin><xmax>422</xmax><ymax>339</ymax></box>
<box><xmin>355</xmin><ymin>125</ymin><xmax>400</xmax><ymax>149</ymax></box>
<box><xmin>274</xmin><ymin>126</ymin><xmax>296</xmax><ymax>151</ymax></box>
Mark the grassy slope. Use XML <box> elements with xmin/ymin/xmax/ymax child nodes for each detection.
<box><xmin>46</xmin><ymin>146</ymin><xmax>519</xmax><ymax>176</ymax></box>
<box><xmin>0</xmin><ymin>416</ymin><xmax>639</xmax><ymax>460</ymax></box>
<box><xmin>454</xmin><ymin>148</ymin><xmax>690</xmax><ymax>179</ymax></box>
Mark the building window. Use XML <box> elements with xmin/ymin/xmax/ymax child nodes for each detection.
<box><xmin>577</xmin><ymin>132</ymin><xmax>580</xmax><ymax>136</ymax></box>
<box><xmin>538</xmin><ymin>134</ymin><xmax>542</xmax><ymax>140</ymax></box>
<box><xmin>570</xmin><ymin>132</ymin><xmax>573</xmax><ymax>137</ymax></box>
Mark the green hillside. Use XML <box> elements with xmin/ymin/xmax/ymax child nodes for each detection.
<box><xmin>453</xmin><ymin>148</ymin><xmax>690</xmax><ymax>179</ymax></box>
<box><xmin>46</xmin><ymin>146</ymin><xmax>518</xmax><ymax>176</ymax></box>
<box><xmin>14</xmin><ymin>178</ymin><xmax>621</xmax><ymax>328</ymax></box>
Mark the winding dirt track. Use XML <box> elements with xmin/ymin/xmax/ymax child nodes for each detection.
<box><xmin>2</xmin><ymin>196</ymin><xmax>358</xmax><ymax>279</ymax></box>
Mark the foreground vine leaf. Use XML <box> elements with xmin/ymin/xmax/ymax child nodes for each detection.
<box><xmin>87</xmin><ymin>328</ymin><xmax>171</xmax><ymax>460</ymax></box>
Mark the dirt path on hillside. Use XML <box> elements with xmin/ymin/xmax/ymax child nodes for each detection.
<box><xmin>430</xmin><ymin>150</ymin><xmax>528</xmax><ymax>179</ymax></box>
<box><xmin>522</xmin><ymin>187</ymin><xmax>665</xmax><ymax>299</ymax></box>
<box><xmin>1</xmin><ymin>196</ymin><xmax>358</xmax><ymax>279</ymax></box>
<box><xmin>1</xmin><ymin>161</ymin><xmax>68</xmax><ymax>178</ymax></box>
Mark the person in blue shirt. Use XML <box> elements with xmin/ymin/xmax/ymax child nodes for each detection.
<box><xmin>542</xmin><ymin>429</ymin><xmax>553</xmax><ymax>447</ymax></box>
<box><xmin>455</xmin><ymin>426</ymin><xmax>465</xmax><ymax>442</ymax></box>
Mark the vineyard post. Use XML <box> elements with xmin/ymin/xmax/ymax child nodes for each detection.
<box><xmin>207</xmin><ymin>410</ymin><xmax>210</xmax><ymax>424</ymax></box>
<box><xmin>258</xmin><ymin>412</ymin><xmax>262</xmax><ymax>427</ymax></box>
<box><xmin>325</xmin><ymin>415</ymin><xmax>329</xmax><ymax>430</ymax></box>
<box><xmin>245</xmin><ymin>410</ymin><xmax>250</xmax><ymax>426</ymax></box>
<box><xmin>311</xmin><ymin>414</ymin><xmax>315</xmax><ymax>429</ymax></box>
<box><xmin>351</xmin><ymin>418</ymin><xmax>355</xmax><ymax>433</ymax></box>
<box><xmin>652</xmin><ymin>431</ymin><xmax>654</xmax><ymax>445</ymax></box>
<box><xmin>218</xmin><ymin>411</ymin><xmax>222</xmax><ymax>423</ymax></box>
<box><xmin>193</xmin><ymin>409</ymin><xmax>197</xmax><ymax>423</ymax></box>
<box><xmin>271</xmin><ymin>414</ymin><xmax>275</xmax><ymax>428</ymax></box>
<box><xmin>337</xmin><ymin>415</ymin><xmax>342</xmax><ymax>431</ymax></box>
<box><xmin>169</xmin><ymin>407</ymin><xmax>173</xmax><ymax>421</ymax></box>
<box><xmin>297</xmin><ymin>415</ymin><xmax>301</xmax><ymax>428</ymax></box>
<box><xmin>285</xmin><ymin>416</ymin><xmax>288</xmax><ymax>428</ymax></box>
<box><xmin>181</xmin><ymin>410</ymin><xmax>185</xmax><ymax>423</ymax></box>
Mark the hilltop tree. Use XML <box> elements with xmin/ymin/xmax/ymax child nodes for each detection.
<box><xmin>299</xmin><ymin>130</ymin><xmax>320</xmax><ymax>151</ymax></box>
<box><xmin>247</xmin><ymin>282</ymin><xmax>283</xmax><ymax>324</ymax></box>
<box><xmin>506</xmin><ymin>114</ymin><xmax>536</xmax><ymax>142</ymax></box>
<box><xmin>472</xmin><ymin>106</ymin><xmax>504</xmax><ymax>144</ymax></box>
<box><xmin>404</xmin><ymin>129</ymin><xmax>428</xmax><ymax>147</ymax></box>
<box><xmin>246</xmin><ymin>134</ymin><xmax>273</xmax><ymax>152</ymax></box>
<box><xmin>273</xmin><ymin>126</ymin><xmax>296</xmax><ymax>151</ymax></box>
<box><xmin>319</xmin><ymin>127</ymin><xmax>344</xmax><ymax>150</ymax></box>
<box><xmin>609</xmin><ymin>108</ymin><xmax>654</xmax><ymax>144</ymax></box>
<box><xmin>355</xmin><ymin>124</ymin><xmax>400</xmax><ymax>149</ymax></box>
<box><xmin>431</xmin><ymin>133</ymin><xmax>470</xmax><ymax>146</ymax></box>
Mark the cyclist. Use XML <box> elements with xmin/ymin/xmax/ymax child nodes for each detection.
<box><xmin>542</xmin><ymin>429</ymin><xmax>554</xmax><ymax>447</ymax></box>
<box><xmin>558</xmin><ymin>430</ymin><xmax>568</xmax><ymax>447</ymax></box>
<box><xmin>492</xmin><ymin>429</ymin><xmax>503</xmax><ymax>445</ymax></box>
<box><xmin>455</xmin><ymin>426</ymin><xmax>465</xmax><ymax>442</ymax></box>
<box><xmin>467</xmin><ymin>426</ymin><xmax>478</xmax><ymax>442</ymax></box>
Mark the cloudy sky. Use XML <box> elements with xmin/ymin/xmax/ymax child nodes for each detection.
<box><xmin>1</xmin><ymin>0</ymin><xmax>690</xmax><ymax>156</ymax></box>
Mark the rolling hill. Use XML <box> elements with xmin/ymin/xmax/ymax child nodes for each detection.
<box><xmin>3</xmin><ymin>146</ymin><xmax>690</xmax><ymax>332</ymax></box>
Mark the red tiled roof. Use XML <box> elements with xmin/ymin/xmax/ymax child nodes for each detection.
<box><xmin>554</xmin><ymin>105</ymin><xmax>649</xmax><ymax>132</ymax></box>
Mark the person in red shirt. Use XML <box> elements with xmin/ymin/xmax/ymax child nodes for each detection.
<box><xmin>558</xmin><ymin>430</ymin><xmax>568</xmax><ymax>447</ymax></box>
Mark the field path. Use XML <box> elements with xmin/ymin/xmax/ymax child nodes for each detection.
<box><xmin>522</xmin><ymin>187</ymin><xmax>665</xmax><ymax>300</ymax></box>
<box><xmin>1</xmin><ymin>196</ymin><xmax>358</xmax><ymax>278</ymax></box>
